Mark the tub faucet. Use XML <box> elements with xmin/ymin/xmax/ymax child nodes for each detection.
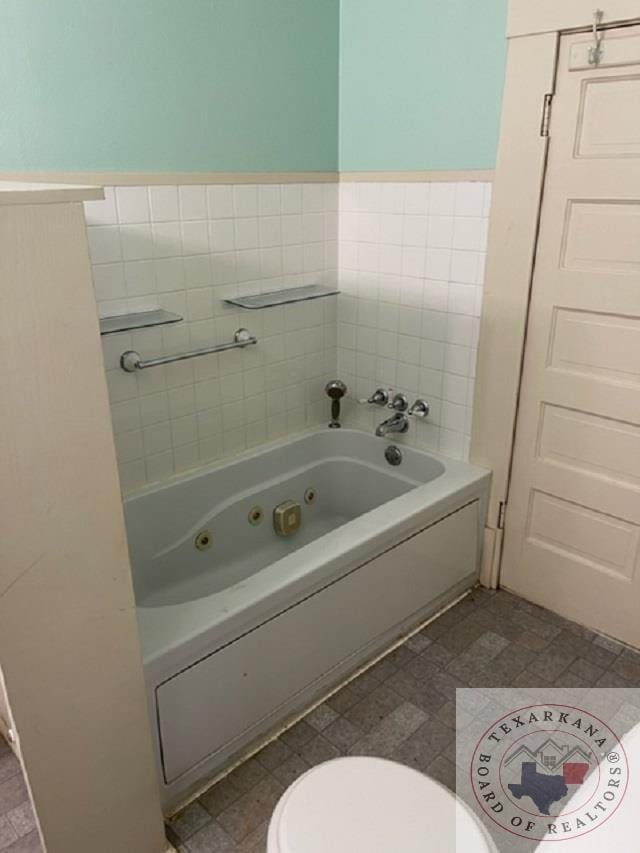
<box><xmin>375</xmin><ymin>411</ymin><xmax>409</xmax><ymax>437</ymax></box>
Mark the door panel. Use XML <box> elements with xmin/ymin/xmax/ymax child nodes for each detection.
<box><xmin>538</xmin><ymin>405</ymin><xmax>640</xmax><ymax>486</ymax></box>
<box><xmin>562</xmin><ymin>201</ymin><xmax>640</xmax><ymax>272</ymax></box>
<box><xmin>501</xmin><ymin>24</ymin><xmax>640</xmax><ymax>646</ymax></box>
<box><xmin>576</xmin><ymin>76</ymin><xmax>640</xmax><ymax>157</ymax></box>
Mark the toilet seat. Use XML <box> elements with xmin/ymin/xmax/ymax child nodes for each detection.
<box><xmin>267</xmin><ymin>756</ymin><xmax>496</xmax><ymax>853</ymax></box>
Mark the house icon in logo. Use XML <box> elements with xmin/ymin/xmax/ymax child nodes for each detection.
<box><xmin>505</xmin><ymin>738</ymin><xmax>593</xmax><ymax>775</ymax></box>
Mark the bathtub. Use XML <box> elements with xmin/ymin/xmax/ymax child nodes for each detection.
<box><xmin>125</xmin><ymin>429</ymin><xmax>490</xmax><ymax>810</ymax></box>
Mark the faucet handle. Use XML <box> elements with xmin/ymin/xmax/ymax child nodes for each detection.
<box><xmin>359</xmin><ymin>388</ymin><xmax>389</xmax><ymax>406</ymax></box>
<box><xmin>408</xmin><ymin>399</ymin><xmax>430</xmax><ymax>418</ymax></box>
<box><xmin>389</xmin><ymin>392</ymin><xmax>409</xmax><ymax>412</ymax></box>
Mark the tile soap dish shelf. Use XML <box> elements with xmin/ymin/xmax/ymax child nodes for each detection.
<box><xmin>224</xmin><ymin>284</ymin><xmax>339</xmax><ymax>310</ymax></box>
<box><xmin>99</xmin><ymin>309</ymin><xmax>183</xmax><ymax>336</ymax></box>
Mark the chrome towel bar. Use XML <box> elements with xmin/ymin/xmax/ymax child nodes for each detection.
<box><xmin>120</xmin><ymin>328</ymin><xmax>257</xmax><ymax>373</ymax></box>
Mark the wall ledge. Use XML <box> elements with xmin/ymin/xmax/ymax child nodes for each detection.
<box><xmin>0</xmin><ymin>181</ymin><xmax>103</xmax><ymax>205</ymax></box>
<box><xmin>0</xmin><ymin>170</ymin><xmax>494</xmax><ymax>187</ymax></box>
<box><xmin>339</xmin><ymin>170</ymin><xmax>494</xmax><ymax>182</ymax></box>
<box><xmin>0</xmin><ymin>172</ymin><xmax>338</xmax><ymax>187</ymax></box>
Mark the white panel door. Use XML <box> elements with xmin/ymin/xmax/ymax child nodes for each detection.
<box><xmin>501</xmin><ymin>25</ymin><xmax>640</xmax><ymax>646</ymax></box>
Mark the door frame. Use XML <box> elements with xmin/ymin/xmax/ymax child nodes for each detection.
<box><xmin>470</xmin><ymin>1</ymin><xmax>640</xmax><ymax>587</ymax></box>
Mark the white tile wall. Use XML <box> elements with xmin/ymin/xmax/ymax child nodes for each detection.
<box><xmin>336</xmin><ymin>181</ymin><xmax>491</xmax><ymax>460</ymax></box>
<box><xmin>85</xmin><ymin>184</ymin><xmax>338</xmax><ymax>492</ymax></box>
<box><xmin>86</xmin><ymin>179</ymin><xmax>491</xmax><ymax>492</ymax></box>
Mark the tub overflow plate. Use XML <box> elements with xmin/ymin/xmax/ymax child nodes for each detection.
<box><xmin>385</xmin><ymin>445</ymin><xmax>403</xmax><ymax>466</ymax></box>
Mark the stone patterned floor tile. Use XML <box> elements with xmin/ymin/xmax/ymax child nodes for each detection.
<box><xmin>1</xmin><ymin>833</ymin><xmax>41</xmax><ymax>853</ymax></box>
<box><xmin>569</xmin><ymin>657</ymin><xmax>606</xmax><ymax>684</ymax></box>
<box><xmin>277</xmin><ymin>720</ymin><xmax>315</xmax><ymax>752</ymax></box>
<box><xmin>0</xmin><ymin>816</ymin><xmax>18</xmax><ymax>852</ymax></box>
<box><xmin>157</xmin><ymin>587</ymin><xmax>640</xmax><ymax>851</ymax></box>
<box><xmin>512</xmin><ymin>669</ymin><xmax>555</xmax><ymax>688</ymax></box>
<box><xmin>324</xmin><ymin>684</ymin><xmax>361</xmax><ymax>714</ymax></box>
<box><xmin>349</xmin><ymin>702</ymin><xmax>427</xmax><ymax>758</ymax></box>
<box><xmin>347</xmin><ymin>670</ymin><xmax>380</xmax><ymax>697</ymax></box>
<box><xmin>390</xmin><ymin>718</ymin><xmax>454</xmax><ymax>773</ymax></box>
<box><xmin>342</xmin><ymin>685</ymin><xmax>405</xmax><ymax>733</ymax></box>
<box><xmin>167</xmin><ymin>802</ymin><xmax>211</xmax><ymax>842</ymax></box>
<box><xmin>437</xmin><ymin>621</ymin><xmax>487</xmax><ymax>655</ymax></box>
<box><xmin>445</xmin><ymin>632</ymin><xmax>510</xmax><ymax>682</ymax></box>
<box><xmin>593</xmin><ymin>634</ymin><xmax>625</xmax><ymax>656</ymax></box>
<box><xmin>404</xmin><ymin>632</ymin><xmax>432</xmax><ymax>654</ymax></box>
<box><xmin>425</xmin><ymin>755</ymin><xmax>457</xmax><ymax>792</ymax></box>
<box><xmin>0</xmin><ymin>756</ymin><xmax>19</xmax><ymax>788</ymax></box>
<box><xmin>515</xmin><ymin>630</ymin><xmax>552</xmax><ymax>652</ymax></box>
<box><xmin>0</xmin><ymin>777</ymin><xmax>28</xmax><ymax>820</ymax></box>
<box><xmin>254</xmin><ymin>739</ymin><xmax>292</xmax><ymax>773</ymax></box>
<box><xmin>414</xmin><ymin>641</ymin><xmax>455</xmax><ymax>668</ymax></box>
<box><xmin>294</xmin><ymin>735</ymin><xmax>340</xmax><ymax>766</ymax></box>
<box><xmin>362</xmin><ymin>656</ymin><xmax>397</xmax><ymax>683</ymax></box>
<box><xmin>199</xmin><ymin>778</ymin><xmax>242</xmax><ymax>818</ymax></box>
<box><xmin>587</xmin><ymin>643</ymin><xmax>619</xmax><ymax>670</ymax></box>
<box><xmin>322</xmin><ymin>717</ymin><xmax>363</xmax><ymax>753</ymax></box>
<box><xmin>184</xmin><ymin>820</ymin><xmax>235</xmax><ymax>853</ymax></box>
<box><xmin>554</xmin><ymin>672</ymin><xmax>590</xmax><ymax>688</ymax></box>
<box><xmin>526</xmin><ymin>646</ymin><xmax>577</xmax><ymax>681</ymax></box>
<box><xmin>225</xmin><ymin>759</ymin><xmax>267</xmax><ymax>794</ymax></box>
<box><xmin>383</xmin><ymin>645</ymin><xmax>416</xmax><ymax>669</ymax></box>
<box><xmin>216</xmin><ymin>776</ymin><xmax>284</xmax><ymax>843</ymax></box>
<box><xmin>270</xmin><ymin>753</ymin><xmax>309</xmax><ymax>788</ymax></box>
<box><xmin>403</xmin><ymin>653</ymin><xmax>441</xmax><ymax>683</ymax></box>
<box><xmin>385</xmin><ymin>668</ymin><xmax>449</xmax><ymax>715</ymax></box>
<box><xmin>612</xmin><ymin>649</ymin><xmax>640</xmax><ymax>682</ymax></box>
<box><xmin>303</xmin><ymin>703</ymin><xmax>339</xmax><ymax>732</ymax></box>
<box><xmin>233</xmin><ymin>819</ymin><xmax>268</xmax><ymax>853</ymax></box>
<box><xmin>4</xmin><ymin>804</ymin><xmax>36</xmax><ymax>842</ymax></box>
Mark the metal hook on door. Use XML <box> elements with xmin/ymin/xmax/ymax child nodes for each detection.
<box><xmin>588</xmin><ymin>9</ymin><xmax>604</xmax><ymax>66</ymax></box>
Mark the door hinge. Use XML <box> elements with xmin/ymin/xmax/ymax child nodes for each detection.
<box><xmin>497</xmin><ymin>501</ymin><xmax>507</xmax><ymax>530</ymax></box>
<box><xmin>540</xmin><ymin>93</ymin><xmax>553</xmax><ymax>138</ymax></box>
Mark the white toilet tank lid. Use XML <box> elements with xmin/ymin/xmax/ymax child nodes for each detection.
<box><xmin>268</xmin><ymin>756</ymin><xmax>494</xmax><ymax>853</ymax></box>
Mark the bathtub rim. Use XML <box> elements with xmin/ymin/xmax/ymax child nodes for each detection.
<box><xmin>123</xmin><ymin>426</ymin><xmax>450</xmax><ymax>503</ymax></box>
<box><xmin>129</xmin><ymin>428</ymin><xmax>491</xmax><ymax>673</ymax></box>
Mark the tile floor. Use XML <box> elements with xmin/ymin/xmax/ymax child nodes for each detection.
<box><xmin>164</xmin><ymin>588</ymin><xmax>640</xmax><ymax>852</ymax></box>
<box><xmin>2</xmin><ymin>588</ymin><xmax>638</xmax><ymax>853</ymax></box>
<box><xmin>0</xmin><ymin>739</ymin><xmax>40</xmax><ymax>853</ymax></box>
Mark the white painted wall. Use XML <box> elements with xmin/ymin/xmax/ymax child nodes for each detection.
<box><xmin>0</xmin><ymin>186</ymin><xmax>168</xmax><ymax>853</ymax></box>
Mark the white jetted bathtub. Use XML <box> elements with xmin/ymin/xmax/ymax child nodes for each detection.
<box><xmin>125</xmin><ymin>429</ymin><xmax>490</xmax><ymax>809</ymax></box>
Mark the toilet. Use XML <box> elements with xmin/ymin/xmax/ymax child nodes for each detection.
<box><xmin>267</xmin><ymin>756</ymin><xmax>497</xmax><ymax>852</ymax></box>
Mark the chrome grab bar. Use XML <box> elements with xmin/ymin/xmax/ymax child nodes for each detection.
<box><xmin>120</xmin><ymin>328</ymin><xmax>257</xmax><ymax>373</ymax></box>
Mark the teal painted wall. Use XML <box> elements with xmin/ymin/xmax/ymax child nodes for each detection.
<box><xmin>0</xmin><ymin>0</ymin><xmax>339</xmax><ymax>171</ymax></box>
<box><xmin>339</xmin><ymin>0</ymin><xmax>507</xmax><ymax>171</ymax></box>
<box><xmin>0</xmin><ymin>1</ymin><xmax>507</xmax><ymax>173</ymax></box>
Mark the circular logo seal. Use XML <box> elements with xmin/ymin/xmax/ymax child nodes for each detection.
<box><xmin>470</xmin><ymin>704</ymin><xmax>629</xmax><ymax>842</ymax></box>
